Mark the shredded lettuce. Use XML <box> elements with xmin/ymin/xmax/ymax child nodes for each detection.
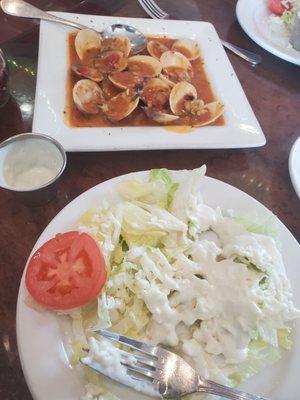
<box><xmin>150</xmin><ymin>168</ymin><xmax>173</xmax><ymax>185</ymax></box>
<box><xmin>96</xmin><ymin>293</ymin><xmax>112</xmax><ymax>330</ymax></box>
<box><xmin>167</xmin><ymin>182</ymin><xmax>180</xmax><ymax>209</ymax></box>
<box><xmin>232</xmin><ymin>211</ymin><xmax>278</xmax><ymax>238</ymax></box>
<box><xmin>71</xmin><ymin>340</ymin><xmax>86</xmax><ymax>366</ymax></box>
<box><xmin>229</xmin><ymin>334</ymin><xmax>282</xmax><ymax>387</ymax></box>
<box><xmin>118</xmin><ymin>168</ymin><xmax>179</xmax><ymax>210</ymax></box>
<box><xmin>112</xmin><ymin>298</ymin><xmax>150</xmax><ymax>337</ymax></box>
<box><xmin>72</xmin><ymin>317</ymin><xmax>88</xmax><ymax>348</ymax></box>
<box><xmin>281</xmin><ymin>10</ymin><xmax>296</xmax><ymax>31</ymax></box>
<box><xmin>277</xmin><ymin>327</ymin><xmax>293</xmax><ymax>350</ymax></box>
<box><xmin>122</xmin><ymin>232</ymin><xmax>161</xmax><ymax>247</ymax></box>
<box><xmin>81</xmin><ymin>371</ymin><xmax>120</xmax><ymax>400</ymax></box>
<box><xmin>234</xmin><ymin>255</ymin><xmax>262</xmax><ymax>273</ymax></box>
<box><xmin>70</xmin><ymin>316</ymin><xmax>89</xmax><ymax>365</ymax></box>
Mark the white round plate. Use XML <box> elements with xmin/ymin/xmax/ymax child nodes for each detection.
<box><xmin>236</xmin><ymin>0</ymin><xmax>300</xmax><ymax>65</ymax></box>
<box><xmin>289</xmin><ymin>136</ymin><xmax>300</xmax><ymax>198</ymax></box>
<box><xmin>17</xmin><ymin>171</ymin><xmax>300</xmax><ymax>400</ymax></box>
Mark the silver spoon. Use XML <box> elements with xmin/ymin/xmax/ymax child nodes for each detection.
<box><xmin>0</xmin><ymin>0</ymin><xmax>146</xmax><ymax>55</ymax></box>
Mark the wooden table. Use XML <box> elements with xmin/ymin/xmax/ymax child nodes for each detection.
<box><xmin>0</xmin><ymin>1</ymin><xmax>299</xmax><ymax>398</ymax></box>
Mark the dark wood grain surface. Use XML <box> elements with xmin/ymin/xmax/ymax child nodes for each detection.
<box><xmin>0</xmin><ymin>1</ymin><xmax>299</xmax><ymax>399</ymax></box>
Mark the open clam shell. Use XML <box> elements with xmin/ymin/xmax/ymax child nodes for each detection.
<box><xmin>172</xmin><ymin>39</ymin><xmax>201</xmax><ymax>60</ymax></box>
<box><xmin>75</xmin><ymin>29</ymin><xmax>101</xmax><ymax>62</ymax></box>
<box><xmin>92</xmin><ymin>50</ymin><xmax>128</xmax><ymax>73</ymax></box>
<box><xmin>73</xmin><ymin>79</ymin><xmax>104</xmax><ymax>114</ymax></box>
<box><xmin>142</xmin><ymin>107</ymin><xmax>179</xmax><ymax>123</ymax></box>
<box><xmin>102</xmin><ymin>36</ymin><xmax>131</xmax><ymax>57</ymax></box>
<box><xmin>160</xmin><ymin>50</ymin><xmax>191</xmax><ymax>71</ymax></box>
<box><xmin>169</xmin><ymin>81</ymin><xmax>197</xmax><ymax>115</ymax></box>
<box><xmin>108</xmin><ymin>71</ymin><xmax>144</xmax><ymax>90</ymax></box>
<box><xmin>159</xmin><ymin>74</ymin><xmax>176</xmax><ymax>88</ymax></box>
<box><xmin>193</xmin><ymin>101</ymin><xmax>224</xmax><ymax>127</ymax></box>
<box><xmin>147</xmin><ymin>40</ymin><xmax>170</xmax><ymax>60</ymax></box>
<box><xmin>102</xmin><ymin>91</ymin><xmax>139</xmax><ymax>121</ymax></box>
<box><xmin>160</xmin><ymin>51</ymin><xmax>192</xmax><ymax>83</ymax></box>
<box><xmin>141</xmin><ymin>78</ymin><xmax>171</xmax><ymax>109</ymax></box>
<box><xmin>127</xmin><ymin>55</ymin><xmax>162</xmax><ymax>78</ymax></box>
<box><xmin>71</xmin><ymin>64</ymin><xmax>103</xmax><ymax>82</ymax></box>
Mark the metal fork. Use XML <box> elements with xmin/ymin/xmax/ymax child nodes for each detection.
<box><xmin>82</xmin><ymin>329</ymin><xmax>269</xmax><ymax>400</ymax></box>
<box><xmin>137</xmin><ymin>0</ymin><xmax>262</xmax><ymax>66</ymax></box>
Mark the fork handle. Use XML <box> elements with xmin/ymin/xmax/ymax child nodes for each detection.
<box><xmin>1</xmin><ymin>0</ymin><xmax>87</xmax><ymax>30</ymax></box>
<box><xmin>220</xmin><ymin>40</ymin><xmax>262</xmax><ymax>66</ymax></box>
<box><xmin>198</xmin><ymin>380</ymin><xmax>269</xmax><ymax>400</ymax></box>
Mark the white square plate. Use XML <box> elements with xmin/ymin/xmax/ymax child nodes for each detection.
<box><xmin>33</xmin><ymin>12</ymin><xmax>266</xmax><ymax>151</ymax></box>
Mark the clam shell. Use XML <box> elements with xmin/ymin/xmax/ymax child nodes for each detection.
<box><xmin>169</xmin><ymin>81</ymin><xmax>197</xmax><ymax>115</ymax></box>
<box><xmin>141</xmin><ymin>78</ymin><xmax>170</xmax><ymax>109</ymax></box>
<box><xmin>108</xmin><ymin>71</ymin><xmax>144</xmax><ymax>90</ymax></box>
<box><xmin>102</xmin><ymin>91</ymin><xmax>139</xmax><ymax>121</ymax></box>
<box><xmin>75</xmin><ymin>29</ymin><xmax>101</xmax><ymax>61</ymax></box>
<box><xmin>160</xmin><ymin>51</ymin><xmax>191</xmax><ymax>71</ymax></box>
<box><xmin>142</xmin><ymin>107</ymin><xmax>179</xmax><ymax>123</ymax></box>
<box><xmin>147</xmin><ymin>40</ymin><xmax>170</xmax><ymax>59</ymax></box>
<box><xmin>172</xmin><ymin>39</ymin><xmax>201</xmax><ymax>60</ymax></box>
<box><xmin>127</xmin><ymin>55</ymin><xmax>162</xmax><ymax>78</ymax></box>
<box><xmin>193</xmin><ymin>102</ymin><xmax>224</xmax><ymax>127</ymax></box>
<box><xmin>71</xmin><ymin>64</ymin><xmax>103</xmax><ymax>82</ymax></box>
<box><xmin>102</xmin><ymin>36</ymin><xmax>131</xmax><ymax>57</ymax></box>
<box><xmin>93</xmin><ymin>50</ymin><xmax>128</xmax><ymax>73</ymax></box>
<box><xmin>72</xmin><ymin>79</ymin><xmax>104</xmax><ymax>114</ymax></box>
<box><xmin>159</xmin><ymin>73</ymin><xmax>176</xmax><ymax>88</ymax></box>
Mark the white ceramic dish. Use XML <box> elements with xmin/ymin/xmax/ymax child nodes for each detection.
<box><xmin>236</xmin><ymin>0</ymin><xmax>300</xmax><ymax>66</ymax></box>
<box><xmin>32</xmin><ymin>12</ymin><xmax>265</xmax><ymax>151</ymax></box>
<box><xmin>17</xmin><ymin>170</ymin><xmax>300</xmax><ymax>400</ymax></box>
<box><xmin>289</xmin><ymin>136</ymin><xmax>300</xmax><ymax>198</ymax></box>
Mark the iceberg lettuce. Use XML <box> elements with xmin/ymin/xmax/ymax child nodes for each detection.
<box><xmin>118</xmin><ymin>168</ymin><xmax>179</xmax><ymax>210</ymax></box>
<box><xmin>229</xmin><ymin>334</ymin><xmax>281</xmax><ymax>387</ymax></box>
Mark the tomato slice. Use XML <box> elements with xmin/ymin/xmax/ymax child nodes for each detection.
<box><xmin>25</xmin><ymin>231</ymin><xmax>106</xmax><ymax>310</ymax></box>
<box><xmin>268</xmin><ymin>0</ymin><xmax>291</xmax><ymax>16</ymax></box>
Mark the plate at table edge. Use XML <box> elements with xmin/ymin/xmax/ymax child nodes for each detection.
<box><xmin>236</xmin><ymin>0</ymin><xmax>300</xmax><ymax>66</ymax></box>
<box><xmin>16</xmin><ymin>170</ymin><xmax>300</xmax><ymax>400</ymax></box>
<box><xmin>289</xmin><ymin>136</ymin><xmax>300</xmax><ymax>198</ymax></box>
<box><xmin>32</xmin><ymin>12</ymin><xmax>265</xmax><ymax>151</ymax></box>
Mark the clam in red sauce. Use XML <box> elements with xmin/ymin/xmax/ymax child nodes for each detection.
<box><xmin>147</xmin><ymin>40</ymin><xmax>170</xmax><ymax>59</ymax></box>
<box><xmin>109</xmin><ymin>71</ymin><xmax>144</xmax><ymax>89</ymax></box>
<box><xmin>65</xmin><ymin>33</ymin><xmax>225</xmax><ymax>128</ymax></box>
<box><xmin>93</xmin><ymin>51</ymin><xmax>128</xmax><ymax>73</ymax></box>
<box><xmin>142</xmin><ymin>86</ymin><xmax>170</xmax><ymax>110</ymax></box>
<box><xmin>128</xmin><ymin>62</ymin><xmax>153</xmax><ymax>76</ymax></box>
<box><xmin>165</xmin><ymin>66</ymin><xmax>193</xmax><ymax>82</ymax></box>
<box><xmin>104</xmin><ymin>91</ymin><xmax>139</xmax><ymax>121</ymax></box>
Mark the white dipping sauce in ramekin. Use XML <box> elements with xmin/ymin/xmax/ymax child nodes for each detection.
<box><xmin>0</xmin><ymin>133</ymin><xmax>66</xmax><ymax>205</ymax></box>
<box><xmin>3</xmin><ymin>138</ymin><xmax>63</xmax><ymax>190</ymax></box>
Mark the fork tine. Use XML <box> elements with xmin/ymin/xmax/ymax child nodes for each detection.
<box><xmin>119</xmin><ymin>352</ymin><xmax>160</xmax><ymax>380</ymax></box>
<box><xmin>142</xmin><ymin>0</ymin><xmax>166</xmax><ymax>19</ymax></box>
<box><xmin>144</xmin><ymin>0</ymin><xmax>169</xmax><ymax>18</ymax></box>
<box><xmin>137</xmin><ymin>0</ymin><xmax>169</xmax><ymax>19</ymax></box>
<box><xmin>137</xmin><ymin>0</ymin><xmax>159</xmax><ymax>19</ymax></box>
<box><xmin>122</xmin><ymin>363</ymin><xmax>159</xmax><ymax>380</ymax></box>
<box><xmin>119</xmin><ymin>349</ymin><xmax>157</xmax><ymax>368</ymax></box>
<box><xmin>95</xmin><ymin>329</ymin><xmax>158</xmax><ymax>357</ymax></box>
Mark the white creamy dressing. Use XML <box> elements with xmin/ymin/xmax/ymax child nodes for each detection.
<box><xmin>83</xmin><ymin>337</ymin><xmax>159</xmax><ymax>398</ymax></box>
<box><xmin>6</xmin><ymin>165</ymin><xmax>57</xmax><ymax>190</ymax></box>
<box><xmin>138</xmin><ymin>218</ymin><xmax>288</xmax><ymax>374</ymax></box>
<box><xmin>3</xmin><ymin>138</ymin><xmax>63</xmax><ymax>190</ymax></box>
<box><xmin>110</xmin><ymin>213</ymin><xmax>295</xmax><ymax>383</ymax></box>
